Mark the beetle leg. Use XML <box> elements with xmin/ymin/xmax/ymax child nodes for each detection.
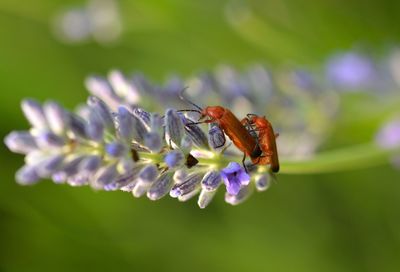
<box><xmin>185</xmin><ymin>121</ymin><xmax>204</xmax><ymax>126</ymax></box>
<box><xmin>242</xmin><ymin>153</ymin><xmax>249</xmax><ymax>173</ymax></box>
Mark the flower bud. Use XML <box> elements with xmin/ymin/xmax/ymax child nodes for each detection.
<box><xmin>94</xmin><ymin>164</ymin><xmax>118</xmax><ymax>186</ymax></box>
<box><xmin>132</xmin><ymin>166</ymin><xmax>159</xmax><ymax>197</ymax></box>
<box><xmin>86</xmin><ymin>109</ymin><xmax>104</xmax><ymax>141</ymax></box>
<box><xmin>132</xmin><ymin>108</ymin><xmax>151</xmax><ymax>129</ymax></box>
<box><xmin>165</xmin><ymin>109</ymin><xmax>184</xmax><ymax>148</ymax></box>
<box><xmin>108</xmin><ymin>70</ymin><xmax>140</xmax><ymax>104</ymax></box>
<box><xmin>144</xmin><ymin>132</ymin><xmax>162</xmax><ymax>153</ymax></box>
<box><xmin>15</xmin><ymin>165</ymin><xmax>40</xmax><ymax>185</ymax></box>
<box><xmin>181</xmin><ymin>116</ymin><xmax>208</xmax><ymax>148</ymax></box>
<box><xmin>170</xmin><ymin>173</ymin><xmax>203</xmax><ymax>198</ymax></box>
<box><xmin>208</xmin><ymin>124</ymin><xmax>225</xmax><ymax>150</ymax></box>
<box><xmin>21</xmin><ymin>99</ymin><xmax>47</xmax><ymax>130</ymax></box>
<box><xmin>201</xmin><ymin>171</ymin><xmax>221</xmax><ymax>191</ymax></box>
<box><xmin>68</xmin><ymin>113</ymin><xmax>87</xmax><ymax>138</ymax></box>
<box><xmin>36</xmin><ymin>154</ymin><xmax>65</xmax><ymax>177</ymax></box>
<box><xmin>36</xmin><ymin>132</ymin><xmax>65</xmax><ymax>149</ymax></box>
<box><xmin>116</xmin><ymin>106</ymin><xmax>135</xmax><ymax>142</ymax></box>
<box><xmin>147</xmin><ymin>172</ymin><xmax>174</xmax><ymax>201</ymax></box>
<box><xmin>178</xmin><ymin>187</ymin><xmax>201</xmax><ymax>202</ymax></box>
<box><xmin>164</xmin><ymin>150</ymin><xmax>184</xmax><ymax>168</ymax></box>
<box><xmin>4</xmin><ymin>131</ymin><xmax>38</xmax><ymax>154</ymax></box>
<box><xmin>43</xmin><ymin>101</ymin><xmax>68</xmax><ymax>135</ymax></box>
<box><xmin>87</xmin><ymin>96</ymin><xmax>115</xmax><ymax>132</ymax></box>
<box><xmin>106</xmin><ymin>142</ymin><xmax>127</xmax><ymax>157</ymax></box>
<box><xmin>85</xmin><ymin>76</ymin><xmax>120</xmax><ymax>110</ymax></box>
<box><xmin>79</xmin><ymin>155</ymin><xmax>101</xmax><ymax>174</ymax></box>
<box><xmin>254</xmin><ymin>174</ymin><xmax>271</xmax><ymax>192</ymax></box>
<box><xmin>198</xmin><ymin>189</ymin><xmax>217</xmax><ymax>209</ymax></box>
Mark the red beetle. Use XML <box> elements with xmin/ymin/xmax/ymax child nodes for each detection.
<box><xmin>242</xmin><ymin>114</ymin><xmax>280</xmax><ymax>173</ymax></box>
<box><xmin>179</xmin><ymin>92</ymin><xmax>261</xmax><ymax>170</ymax></box>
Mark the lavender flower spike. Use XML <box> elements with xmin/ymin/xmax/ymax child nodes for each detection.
<box><xmin>6</xmin><ymin>86</ymin><xmax>280</xmax><ymax>207</ymax></box>
<box><xmin>220</xmin><ymin>162</ymin><xmax>250</xmax><ymax>195</ymax></box>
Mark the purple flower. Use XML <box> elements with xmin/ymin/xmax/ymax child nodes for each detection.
<box><xmin>220</xmin><ymin>162</ymin><xmax>250</xmax><ymax>195</ymax></box>
<box><xmin>375</xmin><ymin>119</ymin><xmax>400</xmax><ymax>149</ymax></box>
<box><xmin>291</xmin><ymin>70</ymin><xmax>315</xmax><ymax>90</ymax></box>
<box><xmin>326</xmin><ymin>52</ymin><xmax>376</xmax><ymax>89</ymax></box>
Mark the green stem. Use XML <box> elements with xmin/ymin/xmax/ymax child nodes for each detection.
<box><xmin>138</xmin><ymin>143</ymin><xmax>399</xmax><ymax>175</ymax></box>
<box><xmin>280</xmin><ymin>143</ymin><xmax>399</xmax><ymax>174</ymax></box>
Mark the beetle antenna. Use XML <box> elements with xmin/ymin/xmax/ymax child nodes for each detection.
<box><xmin>179</xmin><ymin>87</ymin><xmax>203</xmax><ymax>111</ymax></box>
<box><xmin>177</xmin><ymin>109</ymin><xmax>202</xmax><ymax>114</ymax></box>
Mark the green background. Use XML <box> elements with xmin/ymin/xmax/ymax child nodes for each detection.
<box><xmin>1</xmin><ymin>1</ymin><xmax>400</xmax><ymax>271</ymax></box>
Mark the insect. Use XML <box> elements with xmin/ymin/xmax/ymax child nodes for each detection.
<box><xmin>242</xmin><ymin>114</ymin><xmax>280</xmax><ymax>173</ymax></box>
<box><xmin>178</xmin><ymin>91</ymin><xmax>262</xmax><ymax>171</ymax></box>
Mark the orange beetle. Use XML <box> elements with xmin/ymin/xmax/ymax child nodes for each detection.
<box><xmin>242</xmin><ymin>114</ymin><xmax>280</xmax><ymax>173</ymax></box>
<box><xmin>179</xmin><ymin>93</ymin><xmax>262</xmax><ymax>169</ymax></box>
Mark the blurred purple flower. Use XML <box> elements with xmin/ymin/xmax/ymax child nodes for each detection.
<box><xmin>375</xmin><ymin>119</ymin><xmax>400</xmax><ymax>149</ymax></box>
<box><xmin>220</xmin><ymin>162</ymin><xmax>250</xmax><ymax>195</ymax></box>
<box><xmin>292</xmin><ymin>70</ymin><xmax>315</xmax><ymax>90</ymax></box>
<box><xmin>326</xmin><ymin>52</ymin><xmax>376</xmax><ymax>89</ymax></box>
<box><xmin>53</xmin><ymin>0</ymin><xmax>122</xmax><ymax>45</ymax></box>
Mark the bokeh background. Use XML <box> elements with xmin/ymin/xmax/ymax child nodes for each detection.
<box><xmin>1</xmin><ymin>0</ymin><xmax>400</xmax><ymax>271</ymax></box>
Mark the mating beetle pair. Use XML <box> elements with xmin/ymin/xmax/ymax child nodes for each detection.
<box><xmin>179</xmin><ymin>92</ymin><xmax>279</xmax><ymax>173</ymax></box>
